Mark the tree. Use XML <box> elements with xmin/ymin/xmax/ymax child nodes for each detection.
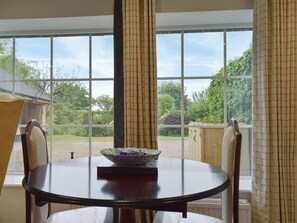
<box><xmin>184</xmin><ymin>46</ymin><xmax>252</xmax><ymax>124</ymax></box>
<box><xmin>53</xmin><ymin>82</ymin><xmax>89</xmax><ymax>110</ymax></box>
<box><xmin>53</xmin><ymin>81</ymin><xmax>89</xmax><ymax>126</ymax></box>
<box><xmin>93</xmin><ymin>95</ymin><xmax>113</xmax><ymax>125</ymax></box>
<box><xmin>157</xmin><ymin>81</ymin><xmax>191</xmax><ymax>136</ymax></box>
<box><xmin>188</xmin><ymin>46</ymin><xmax>252</xmax><ymax>124</ymax></box>
<box><xmin>158</xmin><ymin>94</ymin><xmax>175</xmax><ymax>119</ymax></box>
<box><xmin>187</xmin><ymin>98</ymin><xmax>210</xmax><ymax>122</ymax></box>
<box><xmin>192</xmin><ymin>90</ymin><xmax>207</xmax><ymax>103</ymax></box>
<box><xmin>0</xmin><ymin>39</ymin><xmax>91</xmax><ymax>135</ymax></box>
<box><xmin>158</xmin><ymin>81</ymin><xmax>190</xmax><ymax>111</ymax></box>
<box><xmin>0</xmin><ymin>39</ymin><xmax>44</xmax><ymax>80</ymax></box>
<box><xmin>159</xmin><ymin>111</ymin><xmax>189</xmax><ymax>136</ymax></box>
<box><xmin>92</xmin><ymin>95</ymin><xmax>114</xmax><ymax>137</ymax></box>
<box><xmin>225</xmin><ymin>47</ymin><xmax>252</xmax><ymax>124</ymax></box>
<box><xmin>205</xmin><ymin>76</ymin><xmax>224</xmax><ymax>122</ymax></box>
<box><xmin>0</xmin><ymin>39</ymin><xmax>12</xmax><ymax>72</ymax></box>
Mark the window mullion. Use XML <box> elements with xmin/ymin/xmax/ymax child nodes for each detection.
<box><xmin>89</xmin><ymin>34</ymin><xmax>92</xmax><ymax>157</ymax></box>
<box><xmin>181</xmin><ymin>31</ymin><xmax>185</xmax><ymax>159</ymax></box>
<box><xmin>12</xmin><ymin>37</ymin><xmax>16</xmax><ymax>95</ymax></box>
<box><xmin>223</xmin><ymin>30</ymin><xmax>228</xmax><ymax>128</ymax></box>
<box><xmin>49</xmin><ymin>35</ymin><xmax>54</xmax><ymax>162</ymax></box>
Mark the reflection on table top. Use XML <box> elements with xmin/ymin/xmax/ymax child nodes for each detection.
<box><xmin>23</xmin><ymin>156</ymin><xmax>229</xmax><ymax>208</ymax></box>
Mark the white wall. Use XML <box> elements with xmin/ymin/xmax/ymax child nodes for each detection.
<box><xmin>0</xmin><ymin>186</ymin><xmax>25</xmax><ymax>223</ymax></box>
<box><xmin>0</xmin><ymin>0</ymin><xmax>113</xmax><ymax>19</ymax></box>
<box><xmin>0</xmin><ymin>0</ymin><xmax>253</xmax><ymax>19</ymax></box>
<box><xmin>0</xmin><ymin>186</ymin><xmax>79</xmax><ymax>223</ymax></box>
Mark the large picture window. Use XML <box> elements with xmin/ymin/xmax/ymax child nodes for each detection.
<box><xmin>157</xmin><ymin>29</ymin><xmax>252</xmax><ymax>175</ymax></box>
<box><xmin>0</xmin><ymin>29</ymin><xmax>252</xmax><ymax>176</ymax></box>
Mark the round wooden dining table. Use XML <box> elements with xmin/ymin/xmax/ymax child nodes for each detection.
<box><xmin>22</xmin><ymin>156</ymin><xmax>229</xmax><ymax>223</ymax></box>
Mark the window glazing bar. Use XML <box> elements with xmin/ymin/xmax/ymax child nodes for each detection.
<box><xmin>180</xmin><ymin>31</ymin><xmax>185</xmax><ymax>159</ymax></box>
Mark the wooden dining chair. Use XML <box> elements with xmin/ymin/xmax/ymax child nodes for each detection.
<box><xmin>22</xmin><ymin>119</ymin><xmax>113</xmax><ymax>223</ymax></box>
<box><xmin>153</xmin><ymin>119</ymin><xmax>242</xmax><ymax>223</ymax></box>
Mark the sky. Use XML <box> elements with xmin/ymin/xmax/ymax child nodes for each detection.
<box><xmin>14</xmin><ymin>30</ymin><xmax>252</xmax><ymax>100</ymax></box>
<box><xmin>156</xmin><ymin>30</ymin><xmax>252</xmax><ymax>98</ymax></box>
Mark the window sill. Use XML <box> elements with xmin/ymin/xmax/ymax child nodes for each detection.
<box><xmin>239</xmin><ymin>176</ymin><xmax>252</xmax><ymax>201</ymax></box>
<box><xmin>239</xmin><ymin>176</ymin><xmax>252</xmax><ymax>192</ymax></box>
<box><xmin>3</xmin><ymin>174</ymin><xmax>23</xmax><ymax>187</ymax></box>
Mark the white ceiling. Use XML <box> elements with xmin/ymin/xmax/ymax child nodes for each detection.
<box><xmin>0</xmin><ymin>10</ymin><xmax>252</xmax><ymax>35</ymax></box>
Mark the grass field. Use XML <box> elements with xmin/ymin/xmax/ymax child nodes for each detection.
<box><xmin>10</xmin><ymin>134</ymin><xmax>190</xmax><ymax>172</ymax></box>
<box><xmin>51</xmin><ymin>135</ymin><xmax>190</xmax><ymax>161</ymax></box>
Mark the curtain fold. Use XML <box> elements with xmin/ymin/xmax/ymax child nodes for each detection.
<box><xmin>113</xmin><ymin>0</ymin><xmax>158</xmax><ymax>222</ymax></box>
<box><xmin>122</xmin><ymin>0</ymin><xmax>158</xmax><ymax>149</ymax></box>
<box><xmin>114</xmin><ymin>0</ymin><xmax>125</xmax><ymax>148</ymax></box>
<box><xmin>252</xmin><ymin>1</ymin><xmax>297</xmax><ymax>222</ymax></box>
<box><xmin>0</xmin><ymin>93</ymin><xmax>24</xmax><ymax>194</ymax></box>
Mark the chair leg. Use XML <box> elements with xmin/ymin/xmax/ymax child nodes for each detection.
<box><xmin>119</xmin><ymin>208</ymin><xmax>136</xmax><ymax>223</ymax></box>
<box><xmin>25</xmin><ymin>191</ymin><xmax>31</xmax><ymax>223</ymax></box>
<box><xmin>112</xmin><ymin>207</ymin><xmax>120</xmax><ymax>223</ymax></box>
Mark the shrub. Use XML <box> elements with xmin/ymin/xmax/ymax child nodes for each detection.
<box><xmin>159</xmin><ymin>111</ymin><xmax>189</xmax><ymax>136</ymax></box>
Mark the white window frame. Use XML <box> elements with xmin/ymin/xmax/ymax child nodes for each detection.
<box><xmin>1</xmin><ymin>27</ymin><xmax>252</xmax><ymax>177</ymax></box>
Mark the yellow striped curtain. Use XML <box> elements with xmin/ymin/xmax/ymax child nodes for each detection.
<box><xmin>122</xmin><ymin>0</ymin><xmax>158</xmax><ymax>149</ymax></box>
<box><xmin>117</xmin><ymin>0</ymin><xmax>158</xmax><ymax>222</ymax></box>
<box><xmin>252</xmin><ymin>1</ymin><xmax>297</xmax><ymax>223</ymax></box>
<box><xmin>0</xmin><ymin>93</ymin><xmax>23</xmax><ymax>193</ymax></box>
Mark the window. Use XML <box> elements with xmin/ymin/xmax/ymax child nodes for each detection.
<box><xmin>156</xmin><ymin>30</ymin><xmax>252</xmax><ymax>175</ymax></box>
<box><xmin>0</xmin><ymin>29</ymin><xmax>252</xmax><ymax>176</ymax></box>
<box><xmin>0</xmin><ymin>35</ymin><xmax>114</xmax><ymax>172</ymax></box>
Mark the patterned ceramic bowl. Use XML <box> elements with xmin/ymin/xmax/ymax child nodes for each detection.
<box><xmin>100</xmin><ymin>148</ymin><xmax>161</xmax><ymax>166</ymax></box>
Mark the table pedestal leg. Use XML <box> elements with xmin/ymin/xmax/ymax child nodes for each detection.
<box><xmin>112</xmin><ymin>208</ymin><xmax>136</xmax><ymax>223</ymax></box>
<box><xmin>112</xmin><ymin>208</ymin><xmax>120</xmax><ymax>223</ymax></box>
<box><xmin>119</xmin><ymin>208</ymin><xmax>136</xmax><ymax>223</ymax></box>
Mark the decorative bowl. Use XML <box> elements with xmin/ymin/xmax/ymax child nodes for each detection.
<box><xmin>100</xmin><ymin>148</ymin><xmax>161</xmax><ymax>166</ymax></box>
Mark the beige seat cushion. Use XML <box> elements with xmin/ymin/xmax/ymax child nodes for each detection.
<box><xmin>28</xmin><ymin>126</ymin><xmax>48</xmax><ymax>169</ymax></box>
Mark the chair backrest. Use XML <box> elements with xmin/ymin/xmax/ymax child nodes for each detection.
<box><xmin>22</xmin><ymin>119</ymin><xmax>49</xmax><ymax>223</ymax></box>
<box><xmin>221</xmin><ymin>120</ymin><xmax>242</xmax><ymax>223</ymax></box>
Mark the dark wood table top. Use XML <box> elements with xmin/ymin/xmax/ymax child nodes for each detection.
<box><xmin>22</xmin><ymin>156</ymin><xmax>229</xmax><ymax>209</ymax></box>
